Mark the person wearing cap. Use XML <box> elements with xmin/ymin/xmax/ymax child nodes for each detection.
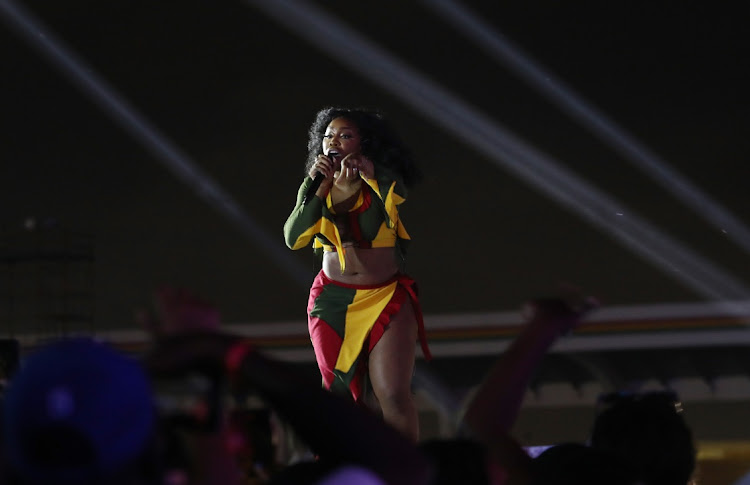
<box><xmin>1</xmin><ymin>338</ymin><xmax>159</xmax><ymax>485</ymax></box>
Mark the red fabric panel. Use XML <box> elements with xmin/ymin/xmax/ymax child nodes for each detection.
<box><xmin>368</xmin><ymin>274</ymin><xmax>432</xmax><ymax>361</ymax></box>
<box><xmin>367</xmin><ymin>284</ymin><xmax>406</xmax><ymax>353</ymax></box>
<box><xmin>306</xmin><ymin>270</ymin><xmax>432</xmax><ymax>401</ymax></box>
<box><xmin>308</xmin><ymin>315</ymin><xmax>343</xmax><ymax>391</ymax></box>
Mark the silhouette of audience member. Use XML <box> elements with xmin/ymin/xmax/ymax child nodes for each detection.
<box><xmin>529</xmin><ymin>442</ymin><xmax>637</xmax><ymax>485</ymax></box>
<box><xmin>456</xmin><ymin>297</ymin><xmax>598</xmax><ymax>484</ymax></box>
<box><xmin>419</xmin><ymin>438</ymin><xmax>492</xmax><ymax>485</ymax></box>
<box><xmin>1</xmin><ymin>338</ymin><xmax>159</xmax><ymax>485</ymax></box>
<box><xmin>414</xmin><ymin>296</ymin><xmax>598</xmax><ymax>485</ymax></box>
<box><xmin>589</xmin><ymin>390</ymin><xmax>696</xmax><ymax>485</ymax></box>
<box><xmin>3</xmin><ymin>287</ymin><xmax>625</xmax><ymax>485</ymax></box>
<box><xmin>147</xmin><ymin>331</ymin><xmax>433</xmax><ymax>485</ymax></box>
<box><xmin>144</xmin><ymin>285</ymin><xmax>433</xmax><ymax>485</ymax></box>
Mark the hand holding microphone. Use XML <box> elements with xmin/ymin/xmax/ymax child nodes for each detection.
<box><xmin>303</xmin><ymin>173</ymin><xmax>326</xmax><ymax>206</ymax></box>
<box><xmin>303</xmin><ymin>152</ymin><xmax>372</xmax><ymax>205</ymax></box>
<box><xmin>303</xmin><ymin>153</ymin><xmax>336</xmax><ymax>205</ymax></box>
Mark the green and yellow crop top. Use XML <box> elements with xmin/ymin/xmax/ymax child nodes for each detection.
<box><xmin>283</xmin><ymin>167</ymin><xmax>411</xmax><ymax>271</ymax></box>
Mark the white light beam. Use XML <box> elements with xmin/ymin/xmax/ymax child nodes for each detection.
<box><xmin>423</xmin><ymin>0</ymin><xmax>750</xmax><ymax>257</ymax></box>
<box><xmin>0</xmin><ymin>0</ymin><xmax>312</xmax><ymax>288</ymax></box>
<box><xmin>248</xmin><ymin>0</ymin><xmax>750</xmax><ymax>312</ymax></box>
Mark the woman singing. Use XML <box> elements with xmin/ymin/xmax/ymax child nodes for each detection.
<box><xmin>284</xmin><ymin>107</ymin><xmax>430</xmax><ymax>441</ymax></box>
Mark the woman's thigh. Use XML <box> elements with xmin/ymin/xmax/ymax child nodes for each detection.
<box><xmin>368</xmin><ymin>299</ymin><xmax>418</xmax><ymax>396</ymax></box>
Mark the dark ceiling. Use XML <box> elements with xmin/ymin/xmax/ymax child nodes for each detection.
<box><xmin>1</xmin><ymin>0</ymin><xmax>749</xmax><ymax>333</ymax></box>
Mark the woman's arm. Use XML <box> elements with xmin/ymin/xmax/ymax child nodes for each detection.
<box><xmin>329</xmin><ymin>153</ymin><xmax>366</xmax><ymax>209</ymax></box>
<box><xmin>283</xmin><ymin>177</ymin><xmax>326</xmax><ymax>250</ymax></box>
<box><xmin>285</xmin><ymin>155</ymin><xmax>372</xmax><ymax>250</ymax></box>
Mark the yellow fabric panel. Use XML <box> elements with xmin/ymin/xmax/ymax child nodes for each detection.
<box><xmin>317</xmin><ymin>196</ymin><xmax>346</xmax><ymax>269</ymax></box>
<box><xmin>324</xmin><ymin>188</ymin><xmax>367</xmax><ymax>271</ymax></box>
<box><xmin>329</xmin><ymin>189</ymin><xmax>364</xmax><ymax>213</ymax></box>
<box><xmin>363</xmin><ymin>177</ymin><xmax>381</xmax><ymax>199</ymax></box>
<box><xmin>290</xmin><ymin>221</ymin><xmax>322</xmax><ymax>250</ymax></box>
<box><xmin>334</xmin><ymin>280</ymin><xmax>398</xmax><ymax>373</ymax></box>
<box><xmin>321</xmin><ymin>176</ymin><xmax>405</xmax><ymax>269</ymax></box>
<box><xmin>383</xmin><ymin>181</ymin><xmax>399</xmax><ymax>228</ymax></box>
<box><xmin>391</xmin><ymin>190</ymin><xmax>406</xmax><ymax>206</ymax></box>
<box><xmin>370</xmin><ymin>222</ymin><xmax>398</xmax><ymax>248</ymax></box>
<box><xmin>363</xmin><ymin>177</ymin><xmax>404</xmax><ymax>228</ymax></box>
<box><xmin>396</xmin><ymin>219</ymin><xmax>410</xmax><ymax>240</ymax></box>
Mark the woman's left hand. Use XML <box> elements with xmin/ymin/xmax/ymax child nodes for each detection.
<box><xmin>337</xmin><ymin>153</ymin><xmax>374</xmax><ymax>182</ymax></box>
<box><xmin>334</xmin><ymin>153</ymin><xmax>363</xmax><ymax>186</ymax></box>
<box><xmin>330</xmin><ymin>153</ymin><xmax>374</xmax><ymax>205</ymax></box>
<box><xmin>355</xmin><ymin>155</ymin><xmax>375</xmax><ymax>180</ymax></box>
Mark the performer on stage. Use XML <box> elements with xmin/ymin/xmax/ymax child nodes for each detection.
<box><xmin>284</xmin><ymin>106</ymin><xmax>430</xmax><ymax>441</ymax></box>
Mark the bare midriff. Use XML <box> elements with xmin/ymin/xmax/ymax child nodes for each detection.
<box><xmin>323</xmin><ymin>246</ymin><xmax>399</xmax><ymax>285</ymax></box>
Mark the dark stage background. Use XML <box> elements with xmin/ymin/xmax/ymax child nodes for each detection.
<box><xmin>1</xmin><ymin>0</ymin><xmax>748</xmax><ymax>331</ymax></box>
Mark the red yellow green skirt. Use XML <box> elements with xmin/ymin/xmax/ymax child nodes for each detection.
<box><xmin>307</xmin><ymin>270</ymin><xmax>431</xmax><ymax>401</ymax></box>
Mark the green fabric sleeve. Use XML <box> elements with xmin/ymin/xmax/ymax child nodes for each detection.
<box><xmin>283</xmin><ymin>177</ymin><xmax>325</xmax><ymax>250</ymax></box>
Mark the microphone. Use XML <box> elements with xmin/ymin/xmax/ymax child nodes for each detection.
<box><xmin>303</xmin><ymin>171</ymin><xmax>325</xmax><ymax>206</ymax></box>
<box><xmin>303</xmin><ymin>151</ymin><xmax>339</xmax><ymax>205</ymax></box>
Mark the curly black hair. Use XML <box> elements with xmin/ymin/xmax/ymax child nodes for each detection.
<box><xmin>304</xmin><ymin>106</ymin><xmax>422</xmax><ymax>188</ymax></box>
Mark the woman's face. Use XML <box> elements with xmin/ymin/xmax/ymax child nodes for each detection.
<box><xmin>322</xmin><ymin>117</ymin><xmax>361</xmax><ymax>168</ymax></box>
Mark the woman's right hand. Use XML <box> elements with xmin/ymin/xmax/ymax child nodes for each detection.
<box><xmin>309</xmin><ymin>154</ymin><xmax>336</xmax><ymax>179</ymax></box>
<box><xmin>310</xmin><ymin>154</ymin><xmax>336</xmax><ymax>196</ymax></box>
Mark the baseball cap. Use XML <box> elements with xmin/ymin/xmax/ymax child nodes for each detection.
<box><xmin>2</xmin><ymin>338</ymin><xmax>156</xmax><ymax>484</ymax></box>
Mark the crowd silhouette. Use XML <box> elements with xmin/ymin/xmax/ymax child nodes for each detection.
<box><xmin>0</xmin><ymin>285</ymin><xmax>704</xmax><ymax>484</ymax></box>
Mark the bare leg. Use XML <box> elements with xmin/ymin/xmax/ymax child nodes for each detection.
<box><xmin>368</xmin><ymin>299</ymin><xmax>419</xmax><ymax>441</ymax></box>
